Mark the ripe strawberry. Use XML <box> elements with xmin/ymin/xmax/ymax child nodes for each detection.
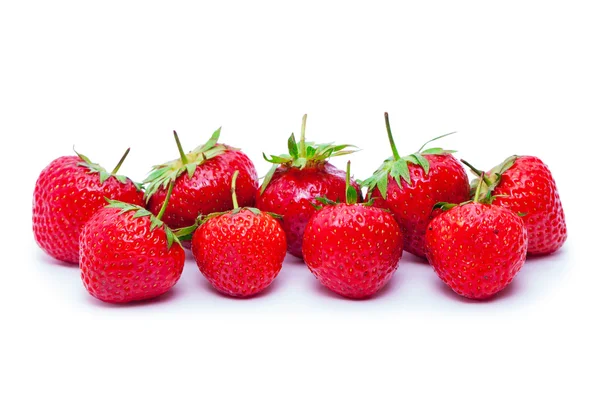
<box><xmin>462</xmin><ymin>156</ymin><xmax>567</xmax><ymax>255</ymax></box>
<box><xmin>425</xmin><ymin>178</ymin><xmax>528</xmax><ymax>300</ymax></box>
<box><xmin>144</xmin><ymin>128</ymin><xmax>258</xmax><ymax>230</ymax></box>
<box><xmin>256</xmin><ymin>114</ymin><xmax>359</xmax><ymax>258</ymax></box>
<box><xmin>363</xmin><ymin>113</ymin><xmax>470</xmax><ymax>259</ymax></box>
<box><xmin>79</xmin><ymin>183</ymin><xmax>185</xmax><ymax>303</ymax></box>
<box><xmin>33</xmin><ymin>148</ymin><xmax>144</xmax><ymax>264</ymax></box>
<box><xmin>190</xmin><ymin>171</ymin><xmax>287</xmax><ymax>297</ymax></box>
<box><xmin>302</xmin><ymin>162</ymin><xmax>403</xmax><ymax>299</ymax></box>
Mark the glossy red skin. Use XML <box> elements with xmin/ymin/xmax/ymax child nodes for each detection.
<box><xmin>192</xmin><ymin>209</ymin><xmax>287</xmax><ymax>297</ymax></box>
<box><xmin>371</xmin><ymin>154</ymin><xmax>470</xmax><ymax>259</ymax></box>
<box><xmin>33</xmin><ymin>156</ymin><xmax>144</xmax><ymax>264</ymax></box>
<box><xmin>425</xmin><ymin>203</ymin><xmax>527</xmax><ymax>300</ymax></box>
<box><xmin>302</xmin><ymin>203</ymin><xmax>403</xmax><ymax>299</ymax></box>
<box><xmin>491</xmin><ymin>156</ymin><xmax>567</xmax><ymax>255</ymax></box>
<box><xmin>79</xmin><ymin>207</ymin><xmax>185</xmax><ymax>303</ymax></box>
<box><xmin>148</xmin><ymin>147</ymin><xmax>258</xmax><ymax>230</ymax></box>
<box><xmin>255</xmin><ymin>162</ymin><xmax>362</xmax><ymax>258</ymax></box>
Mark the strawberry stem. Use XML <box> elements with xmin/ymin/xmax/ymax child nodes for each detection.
<box><xmin>345</xmin><ymin>161</ymin><xmax>358</xmax><ymax>205</ymax></box>
<box><xmin>461</xmin><ymin>159</ymin><xmax>492</xmax><ymax>186</ymax></box>
<box><xmin>473</xmin><ymin>172</ymin><xmax>485</xmax><ymax>204</ymax></box>
<box><xmin>110</xmin><ymin>147</ymin><xmax>131</xmax><ymax>175</ymax></box>
<box><xmin>299</xmin><ymin>114</ymin><xmax>307</xmax><ymax>158</ymax></box>
<box><xmin>173</xmin><ymin>130</ymin><xmax>189</xmax><ymax>165</ymax></box>
<box><xmin>231</xmin><ymin>170</ymin><xmax>240</xmax><ymax>209</ymax></box>
<box><xmin>156</xmin><ymin>181</ymin><xmax>174</xmax><ymax>221</ymax></box>
<box><xmin>384</xmin><ymin>112</ymin><xmax>401</xmax><ymax>161</ymax></box>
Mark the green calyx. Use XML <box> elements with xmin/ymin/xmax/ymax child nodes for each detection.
<box><xmin>311</xmin><ymin>161</ymin><xmax>372</xmax><ymax>210</ymax></box>
<box><xmin>461</xmin><ymin>156</ymin><xmax>518</xmax><ymax>202</ymax></box>
<box><xmin>433</xmin><ymin>169</ymin><xmax>504</xmax><ymax>212</ymax></box>
<box><xmin>345</xmin><ymin>161</ymin><xmax>358</xmax><ymax>205</ymax></box>
<box><xmin>105</xmin><ymin>181</ymin><xmax>180</xmax><ymax>250</ymax></box>
<box><xmin>260</xmin><ymin>114</ymin><xmax>358</xmax><ymax>194</ymax></box>
<box><xmin>75</xmin><ymin>147</ymin><xmax>142</xmax><ymax>190</ymax></box>
<box><xmin>172</xmin><ymin>170</ymin><xmax>282</xmax><ymax>241</ymax></box>
<box><xmin>361</xmin><ymin>112</ymin><xmax>456</xmax><ymax>200</ymax></box>
<box><xmin>142</xmin><ymin>128</ymin><xmax>228</xmax><ymax>201</ymax></box>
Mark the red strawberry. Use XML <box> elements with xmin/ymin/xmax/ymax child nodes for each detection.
<box><xmin>144</xmin><ymin>128</ymin><xmax>258</xmax><ymax>230</ymax></box>
<box><xmin>363</xmin><ymin>113</ymin><xmax>470</xmax><ymax>259</ymax></box>
<box><xmin>190</xmin><ymin>171</ymin><xmax>287</xmax><ymax>297</ymax></box>
<box><xmin>425</xmin><ymin>179</ymin><xmax>528</xmax><ymax>300</ymax></box>
<box><xmin>302</xmin><ymin>162</ymin><xmax>403</xmax><ymax>299</ymax></box>
<box><xmin>33</xmin><ymin>148</ymin><xmax>144</xmax><ymax>264</ymax></box>
<box><xmin>256</xmin><ymin>114</ymin><xmax>360</xmax><ymax>258</ymax></box>
<box><xmin>79</xmin><ymin>183</ymin><xmax>185</xmax><ymax>303</ymax></box>
<box><xmin>462</xmin><ymin>156</ymin><xmax>567</xmax><ymax>255</ymax></box>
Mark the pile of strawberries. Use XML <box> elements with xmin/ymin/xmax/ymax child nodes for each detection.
<box><xmin>32</xmin><ymin>113</ymin><xmax>567</xmax><ymax>303</ymax></box>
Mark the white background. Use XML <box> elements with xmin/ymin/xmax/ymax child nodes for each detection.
<box><xmin>1</xmin><ymin>1</ymin><xmax>599</xmax><ymax>399</ymax></box>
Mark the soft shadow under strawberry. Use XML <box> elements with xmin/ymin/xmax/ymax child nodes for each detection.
<box><xmin>403</xmin><ymin>252</ymin><xmax>430</xmax><ymax>266</ymax></box>
<box><xmin>525</xmin><ymin>246</ymin><xmax>568</xmax><ymax>262</ymax></box>
<box><xmin>309</xmin><ymin>272</ymin><xmax>402</xmax><ymax>301</ymax></box>
<box><xmin>197</xmin><ymin>275</ymin><xmax>282</xmax><ymax>300</ymax></box>
<box><xmin>434</xmin><ymin>278</ymin><xmax>522</xmax><ymax>304</ymax></box>
<box><xmin>86</xmin><ymin>286</ymin><xmax>181</xmax><ymax>308</ymax></box>
<box><xmin>284</xmin><ymin>254</ymin><xmax>307</xmax><ymax>267</ymax></box>
<box><xmin>35</xmin><ymin>250</ymin><xmax>78</xmax><ymax>268</ymax></box>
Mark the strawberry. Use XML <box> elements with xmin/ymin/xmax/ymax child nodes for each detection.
<box><xmin>79</xmin><ymin>183</ymin><xmax>185</xmax><ymax>303</ymax></box>
<box><xmin>462</xmin><ymin>156</ymin><xmax>567</xmax><ymax>255</ymax></box>
<box><xmin>255</xmin><ymin>114</ymin><xmax>359</xmax><ymax>258</ymax></box>
<box><xmin>302</xmin><ymin>162</ymin><xmax>403</xmax><ymax>299</ymax></box>
<box><xmin>425</xmin><ymin>177</ymin><xmax>528</xmax><ymax>300</ymax></box>
<box><xmin>33</xmin><ymin>148</ymin><xmax>144</xmax><ymax>264</ymax></box>
<box><xmin>144</xmin><ymin>128</ymin><xmax>258</xmax><ymax>230</ymax></box>
<box><xmin>362</xmin><ymin>113</ymin><xmax>470</xmax><ymax>259</ymax></box>
<box><xmin>189</xmin><ymin>171</ymin><xmax>287</xmax><ymax>297</ymax></box>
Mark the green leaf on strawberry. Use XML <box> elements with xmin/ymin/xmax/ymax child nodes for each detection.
<box><xmin>74</xmin><ymin>147</ymin><xmax>142</xmax><ymax>189</ymax></box>
<box><xmin>260</xmin><ymin>114</ymin><xmax>358</xmax><ymax>194</ymax></box>
<box><xmin>172</xmin><ymin>171</ymin><xmax>282</xmax><ymax>242</ymax></box>
<box><xmin>143</xmin><ymin>128</ymin><xmax>228</xmax><ymax>200</ymax></box>
<box><xmin>104</xmin><ymin>180</ymin><xmax>180</xmax><ymax>249</ymax></box>
<box><xmin>361</xmin><ymin>113</ymin><xmax>456</xmax><ymax>200</ymax></box>
<box><xmin>461</xmin><ymin>156</ymin><xmax>518</xmax><ymax>201</ymax></box>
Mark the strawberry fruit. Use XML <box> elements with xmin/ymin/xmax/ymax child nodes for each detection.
<box><xmin>190</xmin><ymin>171</ymin><xmax>287</xmax><ymax>297</ymax></box>
<box><xmin>425</xmin><ymin>177</ymin><xmax>528</xmax><ymax>300</ymax></box>
<box><xmin>363</xmin><ymin>113</ymin><xmax>470</xmax><ymax>259</ymax></box>
<box><xmin>79</xmin><ymin>183</ymin><xmax>185</xmax><ymax>303</ymax></box>
<box><xmin>302</xmin><ymin>162</ymin><xmax>403</xmax><ymax>299</ymax></box>
<box><xmin>33</xmin><ymin>148</ymin><xmax>144</xmax><ymax>264</ymax></box>
<box><xmin>462</xmin><ymin>156</ymin><xmax>567</xmax><ymax>255</ymax></box>
<box><xmin>256</xmin><ymin>114</ymin><xmax>359</xmax><ymax>258</ymax></box>
<box><xmin>144</xmin><ymin>128</ymin><xmax>258</xmax><ymax>230</ymax></box>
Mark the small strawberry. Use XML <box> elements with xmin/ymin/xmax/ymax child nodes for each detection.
<box><xmin>189</xmin><ymin>171</ymin><xmax>287</xmax><ymax>297</ymax></box>
<box><xmin>144</xmin><ymin>128</ymin><xmax>258</xmax><ymax>230</ymax></box>
<box><xmin>462</xmin><ymin>156</ymin><xmax>567</xmax><ymax>255</ymax></box>
<box><xmin>79</xmin><ymin>183</ymin><xmax>185</xmax><ymax>303</ymax></box>
<box><xmin>362</xmin><ymin>112</ymin><xmax>470</xmax><ymax>259</ymax></box>
<box><xmin>302</xmin><ymin>162</ymin><xmax>403</xmax><ymax>299</ymax></box>
<box><xmin>425</xmin><ymin>177</ymin><xmax>528</xmax><ymax>300</ymax></box>
<box><xmin>256</xmin><ymin>114</ymin><xmax>359</xmax><ymax>258</ymax></box>
<box><xmin>33</xmin><ymin>148</ymin><xmax>144</xmax><ymax>264</ymax></box>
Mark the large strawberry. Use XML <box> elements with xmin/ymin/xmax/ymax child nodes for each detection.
<box><xmin>302</xmin><ymin>162</ymin><xmax>403</xmax><ymax>299</ymax></box>
<box><xmin>462</xmin><ymin>156</ymin><xmax>567</xmax><ymax>255</ymax></box>
<box><xmin>79</xmin><ymin>183</ymin><xmax>185</xmax><ymax>304</ymax></box>
<box><xmin>255</xmin><ymin>114</ymin><xmax>359</xmax><ymax>258</ymax></box>
<box><xmin>425</xmin><ymin>178</ymin><xmax>528</xmax><ymax>300</ymax></box>
<box><xmin>144</xmin><ymin>128</ymin><xmax>258</xmax><ymax>230</ymax></box>
<box><xmin>362</xmin><ymin>112</ymin><xmax>470</xmax><ymax>259</ymax></box>
<box><xmin>188</xmin><ymin>171</ymin><xmax>287</xmax><ymax>297</ymax></box>
<box><xmin>33</xmin><ymin>148</ymin><xmax>144</xmax><ymax>264</ymax></box>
